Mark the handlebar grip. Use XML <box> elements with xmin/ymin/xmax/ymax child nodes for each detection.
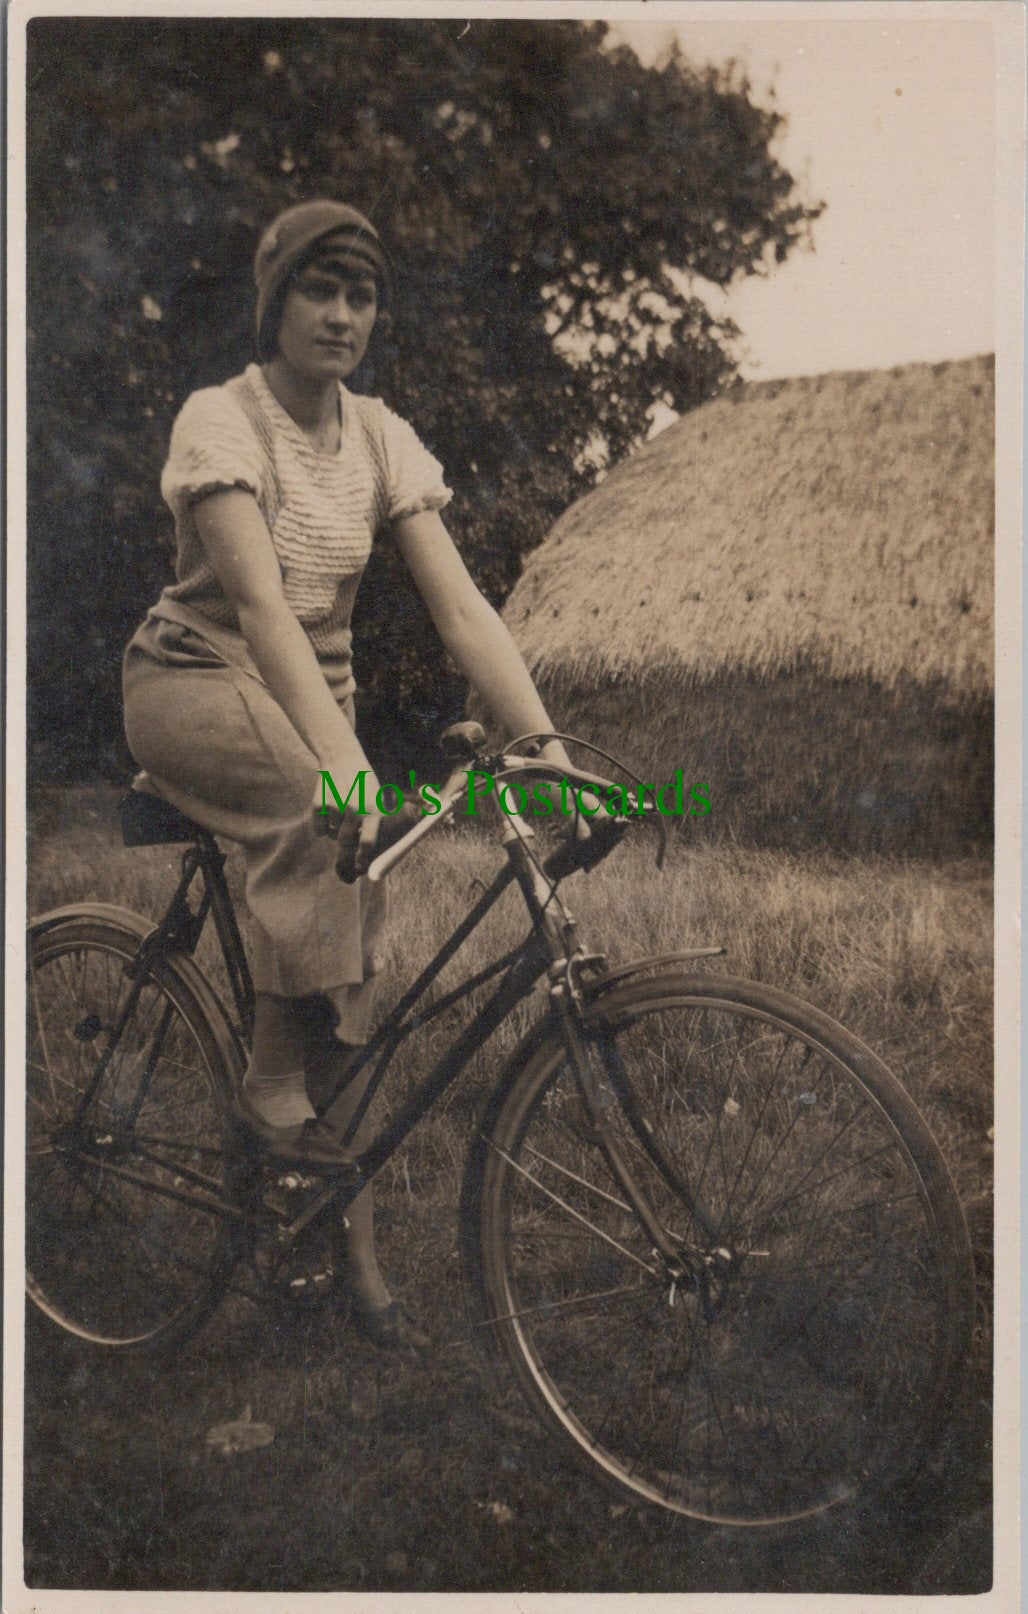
<box><xmin>334</xmin><ymin>801</ymin><xmax>422</xmax><ymax>883</ymax></box>
<box><xmin>364</xmin><ymin>808</ymin><xmax>437</xmax><ymax>883</ymax></box>
<box><xmin>542</xmin><ymin>814</ymin><xmax>629</xmax><ymax>880</ymax></box>
<box><xmin>364</xmin><ymin>775</ymin><xmax>466</xmax><ymax>882</ymax></box>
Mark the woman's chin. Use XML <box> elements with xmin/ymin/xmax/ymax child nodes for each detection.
<box><xmin>279</xmin><ymin>350</ymin><xmax>358</xmax><ymax>385</ymax></box>
<box><xmin>308</xmin><ymin>360</ymin><xmax>354</xmax><ymax>384</ymax></box>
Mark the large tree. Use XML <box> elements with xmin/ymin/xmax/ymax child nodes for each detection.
<box><xmin>26</xmin><ymin>17</ymin><xmax>820</xmax><ymax>778</ymax></box>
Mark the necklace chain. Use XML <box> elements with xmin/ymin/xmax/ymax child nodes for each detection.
<box><xmin>260</xmin><ymin>366</ymin><xmax>342</xmax><ymax>455</ymax></box>
<box><xmin>304</xmin><ymin>402</ymin><xmax>341</xmax><ymax>456</ymax></box>
<box><xmin>306</xmin><ymin>419</ymin><xmax>339</xmax><ymax>455</ymax></box>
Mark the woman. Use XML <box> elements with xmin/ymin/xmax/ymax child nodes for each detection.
<box><xmin>123</xmin><ymin>199</ymin><xmax>570</xmax><ymax>1344</ymax></box>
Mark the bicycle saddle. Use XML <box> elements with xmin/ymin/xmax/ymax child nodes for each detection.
<box><xmin>119</xmin><ymin>776</ymin><xmax>206</xmax><ymax>847</ymax></box>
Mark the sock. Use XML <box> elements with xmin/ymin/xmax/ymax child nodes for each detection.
<box><xmin>242</xmin><ymin>1067</ymin><xmax>315</xmax><ymax>1128</ymax></box>
<box><xmin>305</xmin><ymin>1038</ymin><xmax>363</xmax><ymax>1114</ymax></box>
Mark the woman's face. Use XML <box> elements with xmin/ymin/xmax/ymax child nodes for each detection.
<box><xmin>274</xmin><ymin>260</ymin><xmax>379</xmax><ymax>383</ymax></box>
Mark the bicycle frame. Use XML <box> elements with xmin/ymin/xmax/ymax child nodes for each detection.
<box><xmin>57</xmin><ymin>802</ymin><xmax>561</xmax><ymax>1227</ymax></box>
<box><xmin>60</xmin><ymin>766</ymin><xmax>718</xmax><ymax>1267</ymax></box>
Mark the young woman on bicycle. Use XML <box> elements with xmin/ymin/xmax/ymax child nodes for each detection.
<box><xmin>122</xmin><ymin>199</ymin><xmax>570</xmax><ymax>1342</ymax></box>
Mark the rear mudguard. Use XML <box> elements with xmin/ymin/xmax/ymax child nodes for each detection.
<box><xmin>29</xmin><ymin>901</ymin><xmax>162</xmax><ymax>938</ymax></box>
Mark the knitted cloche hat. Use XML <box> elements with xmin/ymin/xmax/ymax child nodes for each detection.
<box><xmin>254</xmin><ymin>200</ymin><xmax>393</xmax><ymax>353</ymax></box>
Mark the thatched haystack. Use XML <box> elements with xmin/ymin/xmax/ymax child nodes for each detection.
<box><xmin>505</xmin><ymin>355</ymin><xmax>994</xmax><ymax>854</ymax></box>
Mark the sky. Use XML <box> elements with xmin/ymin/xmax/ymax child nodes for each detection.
<box><xmin>610</xmin><ymin>11</ymin><xmax>996</xmax><ymax>382</ymax></box>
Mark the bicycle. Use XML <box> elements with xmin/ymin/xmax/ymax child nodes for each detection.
<box><xmin>26</xmin><ymin>723</ymin><xmax>974</xmax><ymax>1528</ymax></box>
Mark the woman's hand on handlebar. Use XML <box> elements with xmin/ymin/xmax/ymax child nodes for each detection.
<box><xmin>312</xmin><ymin>786</ymin><xmax>382</xmax><ymax>880</ymax></box>
<box><xmin>534</xmin><ymin>739</ymin><xmax>600</xmax><ymax>837</ymax></box>
<box><xmin>313</xmin><ymin>792</ymin><xmax>423</xmax><ymax>883</ymax></box>
<box><xmin>333</xmin><ymin>806</ymin><xmax>385</xmax><ymax>883</ymax></box>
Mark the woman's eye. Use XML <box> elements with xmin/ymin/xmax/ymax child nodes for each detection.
<box><xmin>298</xmin><ymin>278</ymin><xmax>375</xmax><ymax>309</ymax></box>
<box><xmin>295</xmin><ymin>276</ymin><xmax>336</xmax><ymax>301</ymax></box>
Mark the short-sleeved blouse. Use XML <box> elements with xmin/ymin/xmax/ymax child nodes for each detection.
<box><xmin>147</xmin><ymin>363</ymin><xmax>451</xmax><ymax>693</ymax></box>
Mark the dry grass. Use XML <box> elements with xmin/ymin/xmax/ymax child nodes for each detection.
<box><xmin>526</xmin><ymin>662</ymin><xmax>992</xmax><ymax>856</ymax></box>
<box><xmin>506</xmin><ymin>354</ymin><xmax>993</xmax><ymax>694</ymax></box>
<box><xmin>25</xmin><ymin>782</ymin><xmax>994</xmax><ymax>1227</ymax></box>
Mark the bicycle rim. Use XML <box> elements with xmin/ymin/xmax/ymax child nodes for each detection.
<box><xmin>27</xmin><ymin>917</ymin><xmax>243</xmax><ymax>1348</ymax></box>
<box><xmin>476</xmin><ymin>973</ymin><xmax>973</xmax><ymax>1525</ymax></box>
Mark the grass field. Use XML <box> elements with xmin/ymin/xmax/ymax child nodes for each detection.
<box><xmin>22</xmin><ymin>786</ymin><xmax>993</xmax><ymax>1593</ymax></box>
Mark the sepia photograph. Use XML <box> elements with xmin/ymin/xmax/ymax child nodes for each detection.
<box><xmin>6</xmin><ymin>1</ymin><xmax>1020</xmax><ymax>1605</ymax></box>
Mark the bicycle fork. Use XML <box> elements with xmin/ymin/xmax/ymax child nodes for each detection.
<box><xmin>547</xmin><ymin>980</ymin><xmax>692</xmax><ymax>1276</ymax></box>
<box><xmin>501</xmin><ymin>806</ymin><xmax>720</xmax><ymax>1309</ymax></box>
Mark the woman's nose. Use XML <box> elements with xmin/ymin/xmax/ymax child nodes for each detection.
<box><xmin>325</xmin><ymin>296</ymin><xmax>353</xmax><ymax>329</ymax></box>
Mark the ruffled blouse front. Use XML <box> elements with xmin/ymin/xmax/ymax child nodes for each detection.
<box><xmin>152</xmin><ymin>364</ymin><xmax>452</xmax><ymax>677</ymax></box>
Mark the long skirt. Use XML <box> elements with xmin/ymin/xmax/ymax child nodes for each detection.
<box><xmin>122</xmin><ymin>614</ymin><xmax>387</xmax><ymax>1040</ymax></box>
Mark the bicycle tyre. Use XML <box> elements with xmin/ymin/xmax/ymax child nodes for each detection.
<box><xmin>26</xmin><ymin>910</ymin><xmax>247</xmax><ymax>1349</ymax></box>
<box><xmin>470</xmin><ymin>970</ymin><xmax>974</xmax><ymax>1526</ymax></box>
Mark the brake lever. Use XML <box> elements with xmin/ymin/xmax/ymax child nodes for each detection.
<box><xmin>495</xmin><ymin>738</ymin><xmax>670</xmax><ymax>871</ymax></box>
<box><xmin>627</xmin><ymin>794</ymin><xmax>668</xmax><ymax>869</ymax></box>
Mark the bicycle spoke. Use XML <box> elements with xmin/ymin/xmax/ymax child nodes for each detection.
<box><xmin>487</xmin><ymin>1139</ymin><xmax>660</xmax><ymax>1277</ymax></box>
<box><xmin>740</xmin><ymin>1137</ymin><xmax>902</xmax><ymax>1237</ymax></box>
<box><xmin>717</xmin><ymin>1033</ymin><xmax>791</xmax><ymax>1233</ymax></box>
<box><xmin>29</xmin><ymin>965</ymin><xmax>60</xmax><ymax>1108</ymax></box>
<box><xmin>663</xmin><ymin>1312</ymin><xmax>702</xmax><ymax>1502</ymax></box>
<box><xmin>522</xmin><ymin>1140</ymin><xmax>634</xmax><ymax>1216</ymax></box>
<box><xmin>715</xmin><ymin>1051</ymin><xmax>827</xmax><ymax>1234</ymax></box>
<box><xmin>480</xmin><ymin>1280</ymin><xmax>652</xmax><ymax>1329</ymax></box>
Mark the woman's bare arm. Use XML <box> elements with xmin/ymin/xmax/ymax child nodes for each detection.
<box><xmin>392</xmin><ymin>509</ymin><xmax>572</xmax><ymax>770</ymax></box>
<box><xmin>193</xmin><ymin>489</ymin><xmax>376</xmax><ymax>795</ymax></box>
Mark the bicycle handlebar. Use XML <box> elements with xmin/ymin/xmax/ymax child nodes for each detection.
<box><xmin>364</xmin><ymin>768</ymin><xmax>468</xmax><ymax>883</ymax></box>
<box><xmin>362</xmin><ymin>741</ymin><xmax>663</xmax><ymax>885</ymax></box>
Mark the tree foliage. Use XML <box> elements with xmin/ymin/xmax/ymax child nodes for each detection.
<box><xmin>26</xmin><ymin>17</ymin><xmax>820</xmax><ymax>779</ymax></box>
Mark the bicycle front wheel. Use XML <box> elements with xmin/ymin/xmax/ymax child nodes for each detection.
<box><xmin>27</xmin><ymin>912</ymin><xmax>246</xmax><ymax>1349</ymax></box>
<box><xmin>473</xmin><ymin>971</ymin><xmax>973</xmax><ymax>1525</ymax></box>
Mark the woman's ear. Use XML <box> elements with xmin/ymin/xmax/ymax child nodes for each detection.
<box><xmin>257</xmin><ymin>282</ymin><xmax>290</xmax><ymax>362</ymax></box>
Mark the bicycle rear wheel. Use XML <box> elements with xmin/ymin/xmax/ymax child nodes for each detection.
<box><xmin>472</xmin><ymin>971</ymin><xmax>973</xmax><ymax>1525</ymax></box>
<box><xmin>27</xmin><ymin>912</ymin><xmax>246</xmax><ymax>1348</ymax></box>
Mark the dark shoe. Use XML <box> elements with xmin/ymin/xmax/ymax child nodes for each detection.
<box><xmin>351</xmin><ymin>1293</ymin><xmax>430</xmax><ymax>1352</ymax></box>
<box><xmin>231</xmin><ymin>1093</ymin><xmax>358</xmax><ymax>1171</ymax></box>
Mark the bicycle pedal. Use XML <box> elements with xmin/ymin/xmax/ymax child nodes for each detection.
<box><xmin>275</xmin><ymin>1171</ymin><xmax>315</xmax><ymax>1193</ymax></box>
<box><xmin>279</xmin><ymin>1262</ymin><xmax>336</xmax><ymax>1304</ymax></box>
<box><xmin>271</xmin><ymin>1226</ymin><xmax>340</xmax><ymax>1304</ymax></box>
